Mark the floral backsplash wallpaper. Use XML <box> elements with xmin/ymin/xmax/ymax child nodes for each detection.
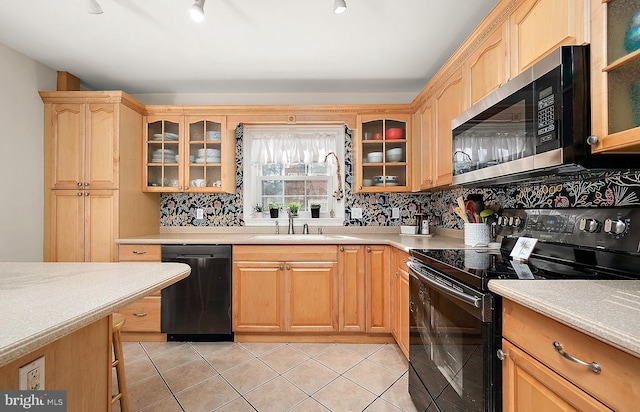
<box><xmin>160</xmin><ymin>126</ymin><xmax>640</xmax><ymax>229</ymax></box>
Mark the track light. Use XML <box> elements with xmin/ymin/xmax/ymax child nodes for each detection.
<box><xmin>86</xmin><ymin>0</ymin><xmax>103</xmax><ymax>14</ymax></box>
<box><xmin>190</xmin><ymin>0</ymin><xmax>205</xmax><ymax>22</ymax></box>
<box><xmin>333</xmin><ymin>0</ymin><xmax>347</xmax><ymax>14</ymax></box>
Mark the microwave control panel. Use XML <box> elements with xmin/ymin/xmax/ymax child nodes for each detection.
<box><xmin>537</xmin><ymin>85</ymin><xmax>556</xmax><ymax>142</ymax></box>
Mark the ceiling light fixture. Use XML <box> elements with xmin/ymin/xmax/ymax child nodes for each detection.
<box><xmin>190</xmin><ymin>0</ymin><xmax>206</xmax><ymax>22</ymax></box>
<box><xmin>86</xmin><ymin>0</ymin><xmax>103</xmax><ymax>14</ymax></box>
<box><xmin>333</xmin><ymin>0</ymin><xmax>347</xmax><ymax>14</ymax></box>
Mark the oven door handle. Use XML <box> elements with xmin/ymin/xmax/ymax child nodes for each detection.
<box><xmin>408</xmin><ymin>261</ymin><xmax>482</xmax><ymax>309</ymax></box>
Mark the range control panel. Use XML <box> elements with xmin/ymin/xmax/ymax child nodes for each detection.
<box><xmin>495</xmin><ymin>208</ymin><xmax>640</xmax><ymax>254</ymax></box>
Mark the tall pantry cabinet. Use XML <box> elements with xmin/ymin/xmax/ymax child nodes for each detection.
<box><xmin>40</xmin><ymin>91</ymin><xmax>159</xmax><ymax>262</ymax></box>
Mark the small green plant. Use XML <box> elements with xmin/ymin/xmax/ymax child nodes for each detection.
<box><xmin>287</xmin><ymin>201</ymin><xmax>301</xmax><ymax>215</ymax></box>
<box><xmin>268</xmin><ymin>202</ymin><xmax>282</xmax><ymax>210</ymax></box>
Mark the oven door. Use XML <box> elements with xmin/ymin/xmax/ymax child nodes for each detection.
<box><xmin>408</xmin><ymin>260</ymin><xmax>499</xmax><ymax>411</ymax></box>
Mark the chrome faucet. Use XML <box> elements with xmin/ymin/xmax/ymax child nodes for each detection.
<box><xmin>303</xmin><ymin>223</ymin><xmax>309</xmax><ymax>234</ymax></box>
<box><xmin>275</xmin><ymin>220</ymin><xmax>279</xmax><ymax>234</ymax></box>
<box><xmin>288</xmin><ymin>213</ymin><xmax>295</xmax><ymax>234</ymax></box>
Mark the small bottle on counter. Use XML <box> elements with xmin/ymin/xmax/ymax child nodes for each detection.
<box><xmin>421</xmin><ymin>218</ymin><xmax>430</xmax><ymax>235</ymax></box>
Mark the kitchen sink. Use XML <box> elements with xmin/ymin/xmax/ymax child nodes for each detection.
<box><xmin>250</xmin><ymin>234</ymin><xmax>358</xmax><ymax>241</ymax></box>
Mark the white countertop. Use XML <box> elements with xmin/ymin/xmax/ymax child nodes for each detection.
<box><xmin>0</xmin><ymin>262</ymin><xmax>190</xmax><ymax>368</ymax></box>
<box><xmin>116</xmin><ymin>228</ymin><xmax>476</xmax><ymax>252</ymax></box>
<box><xmin>489</xmin><ymin>280</ymin><xmax>640</xmax><ymax>358</ymax></box>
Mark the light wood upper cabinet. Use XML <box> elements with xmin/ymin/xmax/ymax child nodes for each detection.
<box><xmin>433</xmin><ymin>68</ymin><xmax>465</xmax><ymax>188</ymax></box>
<box><xmin>590</xmin><ymin>0</ymin><xmax>640</xmax><ymax>152</ymax></box>
<box><xmin>355</xmin><ymin>114</ymin><xmax>412</xmax><ymax>192</ymax></box>
<box><xmin>41</xmin><ymin>91</ymin><xmax>159</xmax><ymax>263</ymax></box>
<box><xmin>465</xmin><ymin>22</ymin><xmax>509</xmax><ymax>106</ymax></box>
<box><xmin>365</xmin><ymin>245</ymin><xmax>391</xmax><ymax>333</ymax></box>
<box><xmin>509</xmin><ymin>0</ymin><xmax>587</xmax><ymax>76</ymax></box>
<box><xmin>49</xmin><ymin>103</ymin><xmax>118</xmax><ymax>190</ymax></box>
<box><xmin>338</xmin><ymin>245</ymin><xmax>366</xmax><ymax>332</ymax></box>
<box><xmin>413</xmin><ymin>98</ymin><xmax>435</xmax><ymax>191</ymax></box>
<box><xmin>144</xmin><ymin>114</ymin><xmax>235</xmax><ymax>193</ymax></box>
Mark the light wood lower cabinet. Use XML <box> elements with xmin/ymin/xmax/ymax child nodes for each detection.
<box><xmin>501</xmin><ymin>299</ymin><xmax>640</xmax><ymax>411</ymax></box>
<box><xmin>338</xmin><ymin>245</ymin><xmax>366</xmax><ymax>332</ymax></box>
<box><xmin>391</xmin><ymin>249</ymin><xmax>409</xmax><ymax>358</ymax></box>
<box><xmin>117</xmin><ymin>244</ymin><xmax>164</xmax><ymax>341</ymax></box>
<box><xmin>233</xmin><ymin>245</ymin><xmax>338</xmax><ymax>333</ymax></box>
<box><xmin>366</xmin><ymin>245</ymin><xmax>391</xmax><ymax>333</ymax></box>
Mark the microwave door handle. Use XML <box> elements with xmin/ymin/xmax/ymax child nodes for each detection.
<box><xmin>408</xmin><ymin>264</ymin><xmax>482</xmax><ymax>309</ymax></box>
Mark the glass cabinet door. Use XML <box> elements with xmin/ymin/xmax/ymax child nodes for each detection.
<box><xmin>591</xmin><ymin>0</ymin><xmax>640</xmax><ymax>152</ymax></box>
<box><xmin>145</xmin><ymin>117</ymin><xmax>182</xmax><ymax>191</ymax></box>
<box><xmin>358</xmin><ymin>115</ymin><xmax>410</xmax><ymax>192</ymax></box>
<box><xmin>185</xmin><ymin>117</ymin><xmax>225</xmax><ymax>192</ymax></box>
<box><xmin>607</xmin><ymin>0</ymin><xmax>640</xmax><ymax>134</ymax></box>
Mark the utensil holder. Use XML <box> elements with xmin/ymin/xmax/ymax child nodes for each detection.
<box><xmin>464</xmin><ymin>223</ymin><xmax>490</xmax><ymax>246</ymax></box>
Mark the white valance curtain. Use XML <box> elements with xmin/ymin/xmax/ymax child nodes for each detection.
<box><xmin>245</xmin><ymin>125</ymin><xmax>342</xmax><ymax>166</ymax></box>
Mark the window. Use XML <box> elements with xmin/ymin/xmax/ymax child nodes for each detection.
<box><xmin>243</xmin><ymin>125</ymin><xmax>345</xmax><ymax>226</ymax></box>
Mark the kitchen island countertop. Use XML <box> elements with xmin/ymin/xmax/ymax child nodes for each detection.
<box><xmin>489</xmin><ymin>279</ymin><xmax>640</xmax><ymax>358</ymax></box>
<box><xmin>0</xmin><ymin>262</ymin><xmax>190</xmax><ymax>368</ymax></box>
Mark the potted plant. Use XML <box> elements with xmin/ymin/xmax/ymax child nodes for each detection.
<box><xmin>254</xmin><ymin>204</ymin><xmax>264</xmax><ymax>217</ymax></box>
<box><xmin>287</xmin><ymin>201</ymin><xmax>300</xmax><ymax>216</ymax></box>
<box><xmin>310</xmin><ymin>203</ymin><xmax>321</xmax><ymax>218</ymax></box>
<box><xmin>268</xmin><ymin>202</ymin><xmax>282</xmax><ymax>218</ymax></box>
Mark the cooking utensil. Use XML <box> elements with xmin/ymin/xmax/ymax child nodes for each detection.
<box><xmin>454</xmin><ymin>206</ymin><xmax>470</xmax><ymax>223</ymax></box>
<box><xmin>480</xmin><ymin>209</ymin><xmax>494</xmax><ymax>223</ymax></box>
<box><xmin>466</xmin><ymin>200</ymin><xmax>477</xmax><ymax>223</ymax></box>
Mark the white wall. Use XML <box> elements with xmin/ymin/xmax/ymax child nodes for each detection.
<box><xmin>0</xmin><ymin>43</ymin><xmax>56</xmax><ymax>261</ymax></box>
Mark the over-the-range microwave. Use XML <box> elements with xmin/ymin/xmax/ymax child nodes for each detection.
<box><xmin>450</xmin><ymin>45</ymin><xmax>635</xmax><ymax>186</ymax></box>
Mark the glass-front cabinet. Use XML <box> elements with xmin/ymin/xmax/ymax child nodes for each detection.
<box><xmin>145</xmin><ymin>116</ymin><xmax>182</xmax><ymax>191</ymax></box>
<box><xmin>144</xmin><ymin>115</ymin><xmax>235</xmax><ymax>193</ymax></box>
<box><xmin>355</xmin><ymin>114</ymin><xmax>411</xmax><ymax>192</ymax></box>
<box><xmin>590</xmin><ymin>0</ymin><xmax>640</xmax><ymax>152</ymax></box>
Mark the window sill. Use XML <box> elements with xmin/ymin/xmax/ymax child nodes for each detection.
<box><xmin>245</xmin><ymin>217</ymin><xmax>343</xmax><ymax>227</ymax></box>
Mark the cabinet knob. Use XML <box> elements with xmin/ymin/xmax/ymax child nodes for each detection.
<box><xmin>367</xmin><ymin>247</ymin><xmax>371</xmax><ymax>252</ymax></box>
<box><xmin>84</xmin><ymin>182</ymin><xmax>89</xmax><ymax>186</ymax></box>
<box><xmin>339</xmin><ymin>246</ymin><xmax>344</xmax><ymax>251</ymax></box>
<box><xmin>586</xmin><ymin>135</ymin><xmax>599</xmax><ymax>146</ymax></box>
<box><xmin>496</xmin><ymin>349</ymin><xmax>507</xmax><ymax>361</ymax></box>
<box><xmin>132</xmin><ymin>312</ymin><xmax>147</xmax><ymax>317</ymax></box>
<box><xmin>286</xmin><ymin>264</ymin><xmax>291</xmax><ymax>270</ymax></box>
<box><xmin>77</xmin><ymin>192</ymin><xmax>83</xmax><ymax>196</ymax></box>
<box><xmin>77</xmin><ymin>182</ymin><xmax>82</xmax><ymax>187</ymax></box>
<box><xmin>279</xmin><ymin>265</ymin><xmax>284</xmax><ymax>270</ymax></box>
<box><xmin>85</xmin><ymin>192</ymin><xmax>89</xmax><ymax>196</ymax></box>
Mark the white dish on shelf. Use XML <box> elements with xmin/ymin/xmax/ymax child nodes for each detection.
<box><xmin>164</xmin><ymin>132</ymin><xmax>179</xmax><ymax>140</ymax></box>
<box><xmin>206</xmin><ymin>131</ymin><xmax>221</xmax><ymax>141</ymax></box>
<box><xmin>195</xmin><ymin>157</ymin><xmax>221</xmax><ymax>164</ymax></box>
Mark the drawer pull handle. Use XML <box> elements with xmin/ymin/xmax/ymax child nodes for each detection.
<box><xmin>553</xmin><ymin>341</ymin><xmax>601</xmax><ymax>374</ymax></box>
<box><xmin>132</xmin><ymin>251</ymin><xmax>147</xmax><ymax>255</ymax></box>
<box><xmin>133</xmin><ymin>312</ymin><xmax>148</xmax><ymax>317</ymax></box>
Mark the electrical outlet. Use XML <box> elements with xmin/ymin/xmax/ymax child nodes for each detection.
<box><xmin>351</xmin><ymin>207</ymin><xmax>363</xmax><ymax>219</ymax></box>
<box><xmin>19</xmin><ymin>356</ymin><xmax>45</xmax><ymax>390</ymax></box>
<box><xmin>196</xmin><ymin>208</ymin><xmax>204</xmax><ymax>220</ymax></box>
<box><xmin>391</xmin><ymin>208</ymin><xmax>400</xmax><ymax>219</ymax></box>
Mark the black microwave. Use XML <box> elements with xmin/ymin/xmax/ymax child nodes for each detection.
<box><xmin>451</xmin><ymin>45</ymin><xmax>631</xmax><ymax>186</ymax></box>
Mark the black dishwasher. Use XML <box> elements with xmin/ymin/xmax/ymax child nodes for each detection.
<box><xmin>161</xmin><ymin>244</ymin><xmax>233</xmax><ymax>341</ymax></box>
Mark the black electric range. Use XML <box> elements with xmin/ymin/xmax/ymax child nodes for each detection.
<box><xmin>407</xmin><ymin>208</ymin><xmax>640</xmax><ymax>412</ymax></box>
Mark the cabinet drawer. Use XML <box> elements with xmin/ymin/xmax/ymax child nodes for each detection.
<box><xmin>503</xmin><ymin>300</ymin><xmax>640</xmax><ymax>411</ymax></box>
<box><xmin>118</xmin><ymin>296</ymin><xmax>161</xmax><ymax>332</ymax></box>
<box><xmin>234</xmin><ymin>245</ymin><xmax>338</xmax><ymax>262</ymax></box>
<box><xmin>118</xmin><ymin>244</ymin><xmax>161</xmax><ymax>261</ymax></box>
<box><xmin>395</xmin><ymin>249</ymin><xmax>409</xmax><ymax>272</ymax></box>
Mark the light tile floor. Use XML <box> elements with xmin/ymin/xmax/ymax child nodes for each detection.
<box><xmin>113</xmin><ymin>341</ymin><xmax>420</xmax><ymax>412</ymax></box>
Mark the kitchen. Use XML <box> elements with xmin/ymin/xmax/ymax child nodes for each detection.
<box><xmin>2</xmin><ymin>0</ymin><xmax>640</xmax><ymax>411</ymax></box>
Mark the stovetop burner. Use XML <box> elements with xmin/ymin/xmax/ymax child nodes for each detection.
<box><xmin>410</xmin><ymin>207</ymin><xmax>640</xmax><ymax>292</ymax></box>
